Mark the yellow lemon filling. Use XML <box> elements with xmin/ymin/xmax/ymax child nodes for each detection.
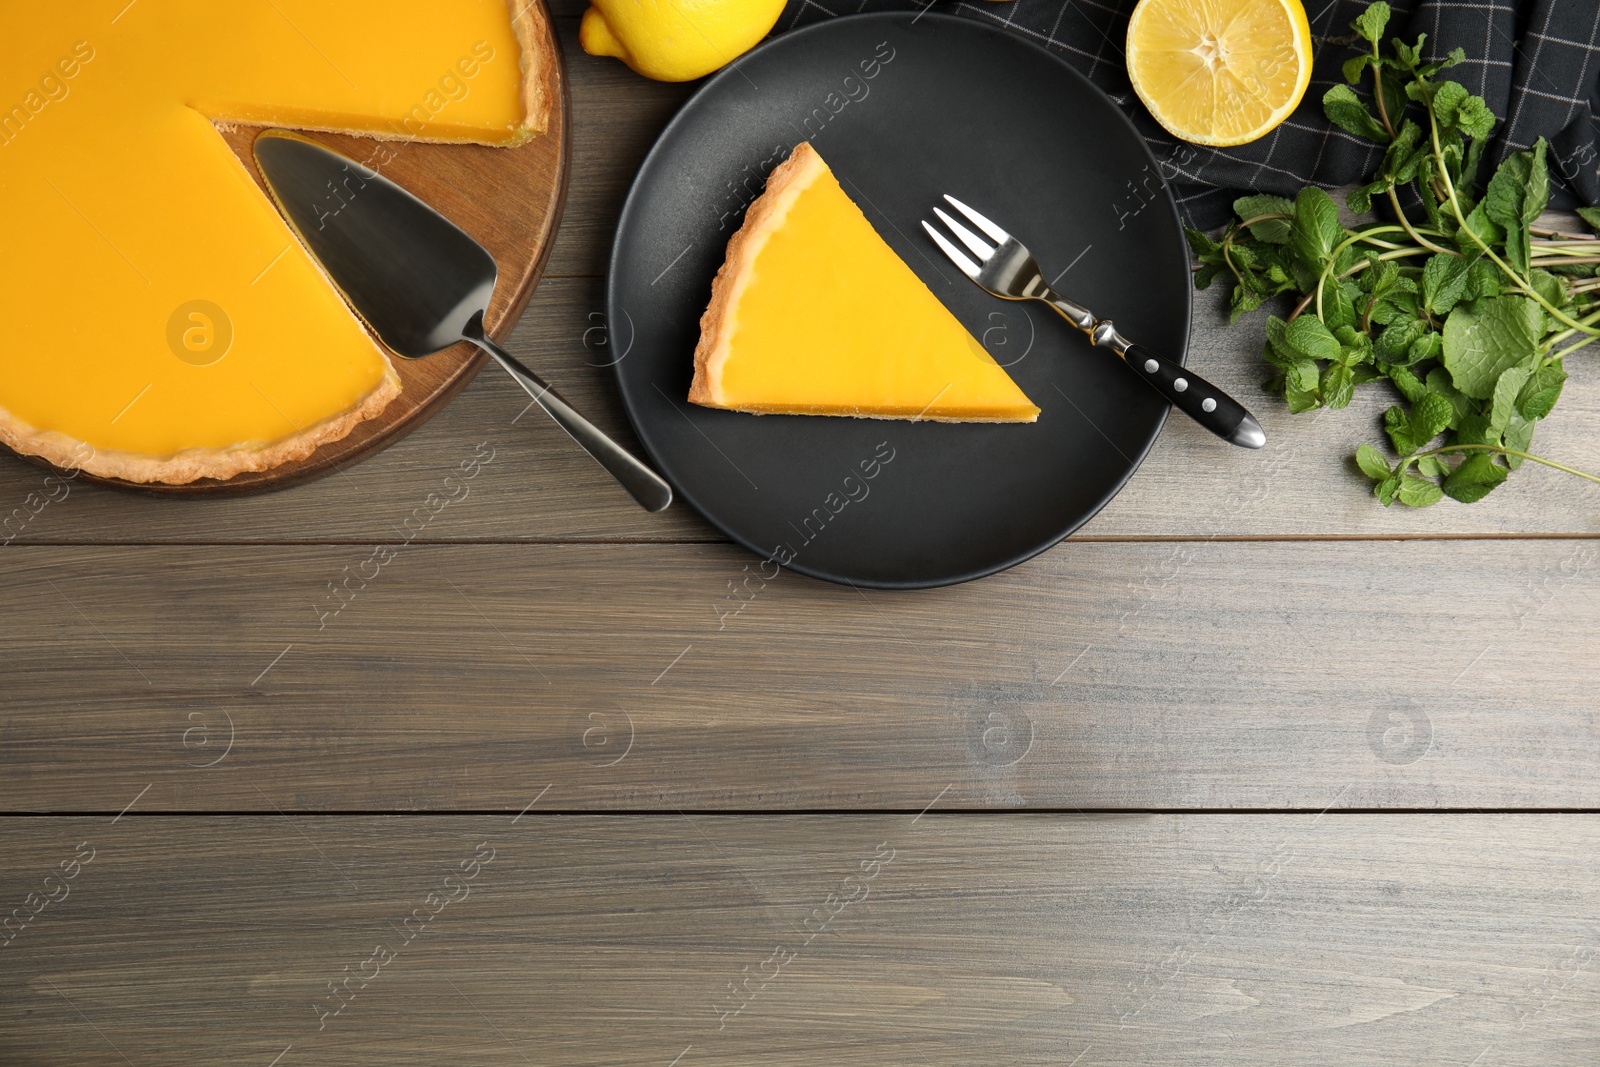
<box><xmin>0</xmin><ymin>0</ymin><xmax>548</xmax><ymax>483</ymax></box>
<box><xmin>691</xmin><ymin>143</ymin><xmax>1040</xmax><ymax>423</ymax></box>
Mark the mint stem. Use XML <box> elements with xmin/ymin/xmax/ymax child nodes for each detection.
<box><xmin>1415</xmin><ymin>444</ymin><xmax>1600</xmax><ymax>485</ymax></box>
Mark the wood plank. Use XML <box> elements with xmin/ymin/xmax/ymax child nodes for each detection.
<box><xmin>0</xmin><ymin>277</ymin><xmax>718</xmax><ymax>546</ymax></box>
<box><xmin>4</xmin><ymin>274</ymin><xmax>1596</xmax><ymax>544</ymax></box>
<box><xmin>541</xmin><ymin>20</ymin><xmax>695</xmax><ymax>278</ymax></box>
<box><xmin>1</xmin><ymin>815</ymin><xmax>1594</xmax><ymax>1065</ymax></box>
<box><xmin>3</xmin><ymin>539</ymin><xmax>1596</xmax><ymax>812</ymax></box>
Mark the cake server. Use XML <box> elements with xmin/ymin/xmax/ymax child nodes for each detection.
<box><xmin>923</xmin><ymin>195</ymin><xmax>1265</xmax><ymax>449</ymax></box>
<box><xmin>253</xmin><ymin>130</ymin><xmax>673</xmax><ymax>511</ymax></box>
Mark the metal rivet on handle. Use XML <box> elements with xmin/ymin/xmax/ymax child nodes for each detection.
<box><xmin>1201</xmin><ymin>398</ymin><xmax>1216</xmax><ymax>413</ymax></box>
<box><xmin>1174</xmin><ymin>377</ymin><xmax>1188</xmax><ymax>392</ymax></box>
<box><xmin>1143</xmin><ymin>359</ymin><xmax>1159</xmax><ymax>373</ymax></box>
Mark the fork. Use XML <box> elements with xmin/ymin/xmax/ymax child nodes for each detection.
<box><xmin>923</xmin><ymin>195</ymin><xmax>1265</xmax><ymax>449</ymax></box>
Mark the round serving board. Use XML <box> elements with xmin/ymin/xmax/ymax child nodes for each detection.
<box><xmin>56</xmin><ymin>0</ymin><xmax>568</xmax><ymax>496</ymax></box>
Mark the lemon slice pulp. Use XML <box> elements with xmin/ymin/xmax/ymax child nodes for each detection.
<box><xmin>1126</xmin><ymin>0</ymin><xmax>1313</xmax><ymax>147</ymax></box>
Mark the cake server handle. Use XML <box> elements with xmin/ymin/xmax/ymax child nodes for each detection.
<box><xmin>462</xmin><ymin>318</ymin><xmax>674</xmax><ymax>512</ymax></box>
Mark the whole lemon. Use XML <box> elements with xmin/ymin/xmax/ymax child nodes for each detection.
<box><xmin>580</xmin><ymin>0</ymin><xmax>786</xmax><ymax>82</ymax></box>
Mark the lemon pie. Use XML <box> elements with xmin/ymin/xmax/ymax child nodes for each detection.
<box><xmin>0</xmin><ymin>0</ymin><xmax>553</xmax><ymax>484</ymax></box>
<box><xmin>690</xmin><ymin>143</ymin><xmax>1041</xmax><ymax>422</ymax></box>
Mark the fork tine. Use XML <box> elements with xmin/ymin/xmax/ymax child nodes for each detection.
<box><xmin>942</xmin><ymin>194</ymin><xmax>1009</xmax><ymax>245</ymax></box>
<box><xmin>921</xmin><ymin>220</ymin><xmax>981</xmax><ymax>279</ymax></box>
<box><xmin>932</xmin><ymin>207</ymin><xmax>995</xmax><ymax>261</ymax></box>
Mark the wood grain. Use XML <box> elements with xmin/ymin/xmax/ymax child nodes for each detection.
<box><xmin>3</xmin><ymin>538</ymin><xmax>1596</xmax><ymax>812</ymax></box>
<box><xmin>1</xmin><ymin>816</ymin><xmax>1595</xmax><ymax>1066</ymax></box>
<box><xmin>4</xmin><ymin>278</ymin><xmax>1597</xmax><ymax>544</ymax></box>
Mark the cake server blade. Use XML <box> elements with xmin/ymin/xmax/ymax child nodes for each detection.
<box><xmin>252</xmin><ymin>130</ymin><xmax>672</xmax><ymax>512</ymax></box>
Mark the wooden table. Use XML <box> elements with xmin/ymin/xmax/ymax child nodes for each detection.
<box><xmin>3</xmin><ymin>9</ymin><xmax>1598</xmax><ymax>1065</ymax></box>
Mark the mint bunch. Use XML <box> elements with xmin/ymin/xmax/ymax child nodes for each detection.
<box><xmin>1188</xmin><ymin>1</ymin><xmax>1600</xmax><ymax>506</ymax></box>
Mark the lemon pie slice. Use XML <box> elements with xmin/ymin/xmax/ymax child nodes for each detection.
<box><xmin>0</xmin><ymin>0</ymin><xmax>553</xmax><ymax>484</ymax></box>
<box><xmin>690</xmin><ymin>143</ymin><xmax>1040</xmax><ymax>423</ymax></box>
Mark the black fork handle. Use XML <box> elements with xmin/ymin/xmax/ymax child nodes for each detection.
<box><xmin>1120</xmin><ymin>343</ymin><xmax>1266</xmax><ymax>449</ymax></box>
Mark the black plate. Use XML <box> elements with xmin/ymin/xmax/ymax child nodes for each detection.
<box><xmin>608</xmin><ymin>11</ymin><xmax>1189</xmax><ymax>589</ymax></box>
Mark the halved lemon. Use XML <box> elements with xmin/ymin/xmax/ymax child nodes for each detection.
<box><xmin>1126</xmin><ymin>0</ymin><xmax>1313</xmax><ymax>147</ymax></box>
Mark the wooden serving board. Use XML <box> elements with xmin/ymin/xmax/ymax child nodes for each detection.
<box><xmin>64</xmin><ymin>0</ymin><xmax>569</xmax><ymax>496</ymax></box>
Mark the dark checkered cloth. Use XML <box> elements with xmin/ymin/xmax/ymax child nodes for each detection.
<box><xmin>778</xmin><ymin>0</ymin><xmax>1600</xmax><ymax>227</ymax></box>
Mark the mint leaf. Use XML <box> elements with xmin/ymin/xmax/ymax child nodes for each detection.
<box><xmin>1379</xmin><ymin>122</ymin><xmax>1424</xmax><ymax>184</ymax></box>
<box><xmin>1489</xmin><ymin>365</ymin><xmax>1531</xmax><ymax>434</ymax></box>
<box><xmin>1430</xmin><ymin>81</ymin><xmax>1469</xmax><ymax>128</ymax></box>
<box><xmin>1288</xmin><ymin>187</ymin><xmax>1346</xmax><ymax>291</ymax></box>
<box><xmin>1263</xmin><ymin>317</ymin><xmax>1321</xmax><ymax>390</ymax></box>
<box><xmin>1410</xmin><ymin>391</ymin><xmax>1454</xmax><ymax>443</ymax></box>
<box><xmin>1233</xmin><ymin>194</ymin><xmax>1296</xmax><ymax>243</ymax></box>
<box><xmin>1353</xmin><ymin>1</ymin><xmax>1390</xmax><ymax>43</ymax></box>
<box><xmin>1530</xmin><ymin>268</ymin><xmax>1562</xmax><ymax>312</ymax></box>
<box><xmin>1578</xmin><ymin>206</ymin><xmax>1600</xmax><ymax>234</ymax></box>
<box><xmin>1375</xmin><ymin>319</ymin><xmax>1428</xmax><ymax>364</ymax></box>
<box><xmin>1286</xmin><ymin>379</ymin><xmax>1322</xmax><ymax>413</ymax></box>
<box><xmin>1465</xmin><ymin>256</ymin><xmax>1502</xmax><ymax>299</ymax></box>
<box><xmin>1185</xmin><ymin>226</ymin><xmax>1221</xmax><ymax>258</ymax></box>
<box><xmin>1388</xmin><ymin>365</ymin><xmax>1428</xmax><ymax>404</ymax></box>
<box><xmin>1462</xmin><ymin>135</ymin><xmax>1487</xmax><ymax>187</ymax></box>
<box><xmin>1441</xmin><ymin>296</ymin><xmax>1541</xmax><ymax>397</ymax></box>
<box><xmin>1344</xmin><ymin>53</ymin><xmax>1378</xmax><ymax>85</ymax></box>
<box><xmin>1454</xmin><ymin>412</ymin><xmax>1498</xmax><ymax>448</ymax></box>
<box><xmin>1369</xmin><ymin>282</ymin><xmax>1419</xmax><ymax>327</ymax></box>
<box><xmin>1282</xmin><ymin>315</ymin><xmax>1341</xmax><ymax>363</ymax></box>
<box><xmin>1418</xmin><ymin>47</ymin><xmax>1467</xmax><ymax>77</ymax></box>
<box><xmin>1524</xmin><ymin>137</ymin><xmax>1551</xmax><ymax>226</ymax></box>
<box><xmin>1517</xmin><ymin>360</ymin><xmax>1566</xmax><ymax>420</ymax></box>
<box><xmin>1384</xmin><ymin>404</ymin><xmax>1416</xmax><ymax>455</ymax></box>
<box><xmin>1422</xmin><ymin>253</ymin><xmax>1471</xmax><ymax>315</ymax></box>
<box><xmin>1228</xmin><ymin>241</ymin><xmax>1263</xmax><ymax>271</ymax></box>
<box><xmin>1485</xmin><ymin>157</ymin><xmax>1529</xmax><ymax>271</ymax></box>
<box><xmin>1375</xmin><ymin>473</ymin><xmax>1402</xmax><ymax>506</ymax></box>
<box><xmin>1347</xmin><ymin>179</ymin><xmax>1391</xmax><ymax>214</ymax></box>
<box><xmin>1336</xmin><ymin>324</ymin><xmax>1374</xmax><ymax>366</ymax></box>
<box><xmin>1356</xmin><ymin>443</ymin><xmax>1392</xmax><ymax>480</ymax></box>
<box><xmin>1416</xmin><ymin>455</ymin><xmax>1451</xmax><ymax>477</ymax></box>
<box><xmin>1460</xmin><ymin>202</ymin><xmax>1504</xmax><ymax>249</ymax></box>
<box><xmin>1425</xmin><ymin>367</ymin><xmax>1474</xmax><ymax>427</ymax></box>
<box><xmin>1322</xmin><ymin>363</ymin><xmax>1356</xmax><ymax>408</ymax></box>
<box><xmin>1443</xmin><ymin>452</ymin><xmax>1507</xmax><ymax>503</ymax></box>
<box><xmin>1322</xmin><ymin>276</ymin><xmax>1358</xmax><ymax>332</ymax></box>
<box><xmin>1267</xmin><ymin>350</ymin><xmax>1321</xmax><ymax>395</ymax></box>
<box><xmin>1324</xmin><ymin>84</ymin><xmax>1389</xmax><ymax>142</ymax></box>
<box><xmin>1484</xmin><ymin>139</ymin><xmax>1550</xmax><ymax>274</ymax></box>
<box><xmin>1455</xmin><ymin>95</ymin><xmax>1495</xmax><ymax>140</ymax></box>
<box><xmin>1406</xmin><ymin>330</ymin><xmax>1442</xmax><ymax>365</ymax></box>
<box><xmin>1398</xmin><ymin>475</ymin><xmax>1444</xmax><ymax>507</ymax></box>
<box><xmin>1230</xmin><ymin>283</ymin><xmax>1266</xmax><ymax>322</ymax></box>
<box><xmin>1391</xmin><ymin>34</ymin><xmax>1423</xmax><ymax>69</ymax></box>
<box><xmin>1502</xmin><ymin>414</ymin><xmax>1535</xmax><ymax>469</ymax></box>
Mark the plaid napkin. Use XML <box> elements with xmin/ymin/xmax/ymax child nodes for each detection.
<box><xmin>778</xmin><ymin>0</ymin><xmax>1600</xmax><ymax>227</ymax></box>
